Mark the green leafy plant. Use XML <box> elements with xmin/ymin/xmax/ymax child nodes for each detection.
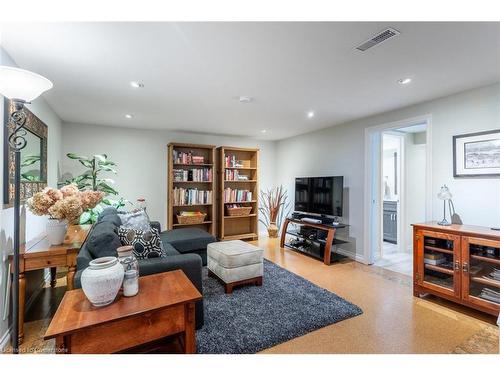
<box><xmin>65</xmin><ymin>153</ymin><xmax>118</xmax><ymax>195</ymax></box>
<box><xmin>64</xmin><ymin>153</ymin><xmax>130</xmax><ymax>224</ymax></box>
<box><xmin>21</xmin><ymin>154</ymin><xmax>41</xmax><ymax>181</ymax></box>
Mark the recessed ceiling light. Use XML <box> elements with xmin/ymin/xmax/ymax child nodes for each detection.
<box><xmin>397</xmin><ymin>78</ymin><xmax>412</xmax><ymax>85</ymax></box>
<box><xmin>238</xmin><ymin>96</ymin><xmax>253</xmax><ymax>103</ymax></box>
<box><xmin>307</xmin><ymin>111</ymin><xmax>315</xmax><ymax>119</ymax></box>
<box><xmin>261</xmin><ymin>129</ymin><xmax>267</xmax><ymax>134</ymax></box>
<box><xmin>125</xmin><ymin>114</ymin><xmax>133</xmax><ymax>119</ymax></box>
<box><xmin>130</xmin><ymin>81</ymin><xmax>144</xmax><ymax>88</ymax></box>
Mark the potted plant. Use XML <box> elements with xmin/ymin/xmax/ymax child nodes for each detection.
<box><xmin>258</xmin><ymin>185</ymin><xmax>291</xmax><ymax>238</ymax></box>
<box><xmin>27</xmin><ymin>184</ymin><xmax>104</xmax><ymax>245</ymax></box>
<box><xmin>61</xmin><ymin>153</ymin><xmax>130</xmax><ymax>224</ymax></box>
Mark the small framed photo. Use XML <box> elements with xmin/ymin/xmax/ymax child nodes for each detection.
<box><xmin>453</xmin><ymin>129</ymin><xmax>500</xmax><ymax>177</ymax></box>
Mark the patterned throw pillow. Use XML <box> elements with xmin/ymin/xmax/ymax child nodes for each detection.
<box><xmin>118</xmin><ymin>226</ymin><xmax>166</xmax><ymax>260</ymax></box>
<box><xmin>118</xmin><ymin>210</ymin><xmax>150</xmax><ymax>232</ymax></box>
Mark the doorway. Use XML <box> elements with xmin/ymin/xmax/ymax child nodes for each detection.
<box><xmin>364</xmin><ymin>115</ymin><xmax>432</xmax><ymax>275</ymax></box>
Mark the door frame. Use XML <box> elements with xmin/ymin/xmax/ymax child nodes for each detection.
<box><xmin>364</xmin><ymin>114</ymin><xmax>433</xmax><ymax>265</ymax></box>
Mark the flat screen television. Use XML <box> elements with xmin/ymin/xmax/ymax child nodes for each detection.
<box><xmin>294</xmin><ymin>176</ymin><xmax>344</xmax><ymax>217</ymax></box>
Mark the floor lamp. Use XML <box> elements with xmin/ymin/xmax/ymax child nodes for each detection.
<box><xmin>0</xmin><ymin>66</ymin><xmax>52</xmax><ymax>353</ymax></box>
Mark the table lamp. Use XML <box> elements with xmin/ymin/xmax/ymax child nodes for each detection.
<box><xmin>0</xmin><ymin>66</ymin><xmax>53</xmax><ymax>353</ymax></box>
<box><xmin>437</xmin><ymin>185</ymin><xmax>453</xmax><ymax>226</ymax></box>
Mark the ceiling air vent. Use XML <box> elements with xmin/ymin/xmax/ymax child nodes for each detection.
<box><xmin>355</xmin><ymin>28</ymin><xmax>400</xmax><ymax>52</ymax></box>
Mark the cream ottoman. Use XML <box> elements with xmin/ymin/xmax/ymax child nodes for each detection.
<box><xmin>207</xmin><ymin>240</ymin><xmax>264</xmax><ymax>294</ymax></box>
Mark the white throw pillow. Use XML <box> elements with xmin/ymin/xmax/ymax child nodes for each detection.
<box><xmin>118</xmin><ymin>210</ymin><xmax>150</xmax><ymax>232</ymax></box>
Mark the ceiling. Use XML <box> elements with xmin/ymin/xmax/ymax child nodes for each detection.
<box><xmin>1</xmin><ymin>22</ymin><xmax>499</xmax><ymax>140</ymax></box>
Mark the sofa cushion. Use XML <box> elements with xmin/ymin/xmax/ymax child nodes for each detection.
<box><xmin>207</xmin><ymin>240</ymin><xmax>263</xmax><ymax>268</ymax></box>
<box><xmin>163</xmin><ymin>242</ymin><xmax>180</xmax><ymax>257</ymax></box>
<box><xmin>118</xmin><ymin>227</ymin><xmax>166</xmax><ymax>260</ymax></box>
<box><xmin>161</xmin><ymin>228</ymin><xmax>216</xmax><ymax>254</ymax></box>
<box><xmin>87</xmin><ymin>221</ymin><xmax>121</xmax><ymax>259</ymax></box>
<box><xmin>98</xmin><ymin>212</ymin><xmax>122</xmax><ymax>227</ymax></box>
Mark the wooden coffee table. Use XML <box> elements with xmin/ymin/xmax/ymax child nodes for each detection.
<box><xmin>44</xmin><ymin>270</ymin><xmax>202</xmax><ymax>354</ymax></box>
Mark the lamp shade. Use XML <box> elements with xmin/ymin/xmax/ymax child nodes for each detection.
<box><xmin>437</xmin><ymin>185</ymin><xmax>452</xmax><ymax>200</ymax></box>
<box><xmin>0</xmin><ymin>66</ymin><xmax>53</xmax><ymax>102</ymax></box>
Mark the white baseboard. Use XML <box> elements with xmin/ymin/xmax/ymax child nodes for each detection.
<box><xmin>335</xmin><ymin>247</ymin><xmax>368</xmax><ymax>264</ymax></box>
<box><xmin>0</xmin><ymin>326</ymin><xmax>11</xmax><ymax>352</ymax></box>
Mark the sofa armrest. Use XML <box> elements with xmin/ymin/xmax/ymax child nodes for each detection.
<box><xmin>74</xmin><ymin>269</ymin><xmax>84</xmax><ymax>289</ymax></box>
<box><xmin>150</xmin><ymin>221</ymin><xmax>161</xmax><ymax>232</ymax></box>
<box><xmin>139</xmin><ymin>253</ymin><xmax>202</xmax><ymax>292</ymax></box>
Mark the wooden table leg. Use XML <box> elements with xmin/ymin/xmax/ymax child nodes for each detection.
<box><xmin>280</xmin><ymin>218</ymin><xmax>290</xmax><ymax>248</ymax></box>
<box><xmin>323</xmin><ymin>228</ymin><xmax>336</xmax><ymax>265</ymax></box>
<box><xmin>50</xmin><ymin>267</ymin><xmax>57</xmax><ymax>288</ymax></box>
<box><xmin>66</xmin><ymin>265</ymin><xmax>76</xmax><ymax>291</ymax></box>
<box><xmin>183</xmin><ymin>302</ymin><xmax>196</xmax><ymax>354</ymax></box>
<box><xmin>18</xmin><ymin>273</ymin><xmax>26</xmax><ymax>344</ymax></box>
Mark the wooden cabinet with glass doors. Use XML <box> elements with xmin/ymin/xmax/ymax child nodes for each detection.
<box><xmin>413</xmin><ymin>222</ymin><xmax>500</xmax><ymax>316</ymax></box>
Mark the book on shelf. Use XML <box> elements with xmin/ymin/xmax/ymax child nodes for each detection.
<box><xmin>172</xmin><ymin>187</ymin><xmax>212</xmax><ymax>205</ymax></box>
<box><xmin>481</xmin><ymin>268</ymin><xmax>500</xmax><ymax>282</ymax></box>
<box><xmin>225</xmin><ymin>169</ymin><xmax>251</xmax><ymax>181</ymax></box>
<box><xmin>424</xmin><ymin>253</ymin><xmax>445</xmax><ymax>260</ymax></box>
<box><xmin>173</xmin><ymin>168</ymin><xmax>212</xmax><ymax>182</ymax></box>
<box><xmin>478</xmin><ymin>287</ymin><xmax>500</xmax><ymax>303</ymax></box>
<box><xmin>424</xmin><ymin>258</ymin><xmax>446</xmax><ymax>266</ymax></box>
<box><xmin>224</xmin><ymin>155</ymin><xmax>244</xmax><ymax>168</ymax></box>
<box><xmin>173</xmin><ymin>150</ymin><xmax>206</xmax><ymax>165</ymax></box>
<box><xmin>223</xmin><ymin>188</ymin><xmax>253</xmax><ymax>203</ymax></box>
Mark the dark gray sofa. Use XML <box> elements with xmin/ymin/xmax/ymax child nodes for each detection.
<box><xmin>74</xmin><ymin>207</ymin><xmax>216</xmax><ymax>329</ymax></box>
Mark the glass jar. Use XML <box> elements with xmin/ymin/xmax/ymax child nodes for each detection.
<box><xmin>136</xmin><ymin>198</ymin><xmax>147</xmax><ymax>212</ymax></box>
<box><xmin>117</xmin><ymin>245</ymin><xmax>139</xmax><ymax>297</ymax></box>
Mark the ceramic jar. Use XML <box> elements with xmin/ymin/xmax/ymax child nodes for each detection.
<box><xmin>267</xmin><ymin>222</ymin><xmax>279</xmax><ymax>238</ymax></box>
<box><xmin>46</xmin><ymin>219</ymin><xmax>68</xmax><ymax>245</ymax></box>
<box><xmin>81</xmin><ymin>257</ymin><xmax>124</xmax><ymax>307</ymax></box>
<box><xmin>117</xmin><ymin>246</ymin><xmax>139</xmax><ymax>297</ymax></box>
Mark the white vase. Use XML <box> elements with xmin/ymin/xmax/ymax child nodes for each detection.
<box><xmin>81</xmin><ymin>257</ymin><xmax>124</xmax><ymax>307</ymax></box>
<box><xmin>46</xmin><ymin>219</ymin><xmax>68</xmax><ymax>245</ymax></box>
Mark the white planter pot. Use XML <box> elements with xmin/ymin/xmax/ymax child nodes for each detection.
<box><xmin>46</xmin><ymin>219</ymin><xmax>68</xmax><ymax>245</ymax></box>
<box><xmin>81</xmin><ymin>257</ymin><xmax>124</xmax><ymax>307</ymax></box>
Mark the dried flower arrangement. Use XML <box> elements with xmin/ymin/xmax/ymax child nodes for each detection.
<box><xmin>27</xmin><ymin>184</ymin><xmax>105</xmax><ymax>224</ymax></box>
<box><xmin>258</xmin><ymin>185</ymin><xmax>291</xmax><ymax>238</ymax></box>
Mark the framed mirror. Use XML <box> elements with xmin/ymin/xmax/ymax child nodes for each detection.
<box><xmin>3</xmin><ymin>98</ymin><xmax>48</xmax><ymax>207</ymax></box>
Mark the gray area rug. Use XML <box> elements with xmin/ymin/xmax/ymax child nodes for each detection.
<box><xmin>196</xmin><ymin>259</ymin><xmax>363</xmax><ymax>354</ymax></box>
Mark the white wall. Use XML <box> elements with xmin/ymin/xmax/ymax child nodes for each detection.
<box><xmin>61</xmin><ymin>123</ymin><xmax>276</xmax><ymax>232</ymax></box>
<box><xmin>0</xmin><ymin>47</ymin><xmax>63</xmax><ymax>348</ymax></box>
<box><xmin>404</xmin><ymin>132</ymin><xmax>427</xmax><ymax>252</ymax></box>
<box><xmin>276</xmin><ymin>83</ymin><xmax>500</xmax><ymax>261</ymax></box>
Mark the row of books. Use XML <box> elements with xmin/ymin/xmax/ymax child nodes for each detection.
<box><xmin>224</xmin><ymin>188</ymin><xmax>253</xmax><ymax>203</ymax></box>
<box><xmin>478</xmin><ymin>288</ymin><xmax>500</xmax><ymax>304</ymax></box>
<box><xmin>225</xmin><ymin>169</ymin><xmax>249</xmax><ymax>181</ymax></box>
<box><xmin>481</xmin><ymin>268</ymin><xmax>500</xmax><ymax>282</ymax></box>
<box><xmin>173</xmin><ymin>150</ymin><xmax>206</xmax><ymax>165</ymax></box>
<box><xmin>224</xmin><ymin>155</ymin><xmax>244</xmax><ymax>168</ymax></box>
<box><xmin>173</xmin><ymin>168</ymin><xmax>212</xmax><ymax>182</ymax></box>
<box><xmin>172</xmin><ymin>188</ymin><xmax>213</xmax><ymax>206</ymax></box>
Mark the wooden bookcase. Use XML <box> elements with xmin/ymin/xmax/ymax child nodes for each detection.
<box><xmin>217</xmin><ymin>146</ymin><xmax>259</xmax><ymax>241</ymax></box>
<box><xmin>167</xmin><ymin>143</ymin><xmax>216</xmax><ymax>235</ymax></box>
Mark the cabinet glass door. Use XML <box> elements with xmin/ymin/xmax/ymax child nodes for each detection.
<box><xmin>462</xmin><ymin>237</ymin><xmax>500</xmax><ymax>311</ymax></box>
<box><xmin>419</xmin><ymin>231</ymin><xmax>460</xmax><ymax>298</ymax></box>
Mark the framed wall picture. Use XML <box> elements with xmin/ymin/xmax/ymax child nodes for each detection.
<box><xmin>453</xmin><ymin>129</ymin><xmax>500</xmax><ymax>177</ymax></box>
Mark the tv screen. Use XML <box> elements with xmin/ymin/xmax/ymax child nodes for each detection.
<box><xmin>295</xmin><ymin>176</ymin><xmax>344</xmax><ymax>217</ymax></box>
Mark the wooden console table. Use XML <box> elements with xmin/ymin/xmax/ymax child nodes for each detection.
<box><xmin>9</xmin><ymin>224</ymin><xmax>92</xmax><ymax>344</ymax></box>
<box><xmin>44</xmin><ymin>270</ymin><xmax>202</xmax><ymax>354</ymax></box>
<box><xmin>280</xmin><ymin>218</ymin><xmax>347</xmax><ymax>265</ymax></box>
<box><xmin>413</xmin><ymin>222</ymin><xmax>500</xmax><ymax>316</ymax></box>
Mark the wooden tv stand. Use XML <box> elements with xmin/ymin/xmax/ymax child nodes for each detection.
<box><xmin>280</xmin><ymin>218</ymin><xmax>347</xmax><ymax>265</ymax></box>
<box><xmin>413</xmin><ymin>222</ymin><xmax>500</xmax><ymax>316</ymax></box>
